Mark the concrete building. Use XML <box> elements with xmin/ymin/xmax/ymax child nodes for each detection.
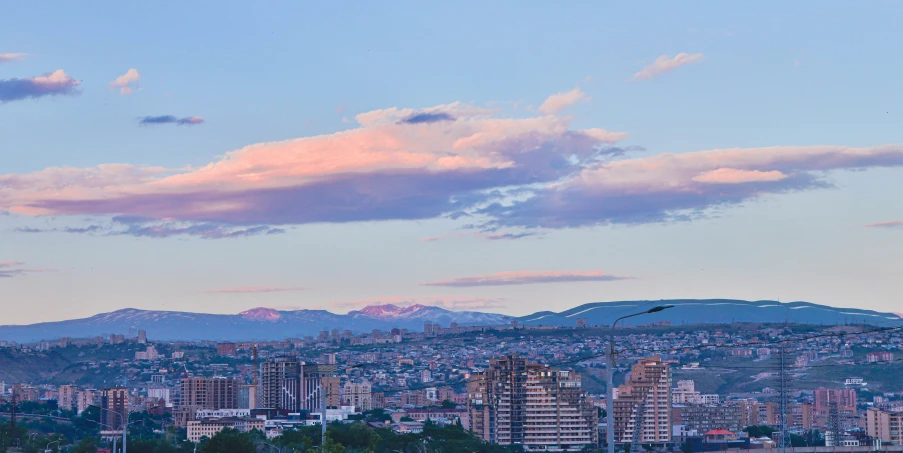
<box><xmin>814</xmin><ymin>387</ymin><xmax>857</xmax><ymax>415</ymax></box>
<box><xmin>866</xmin><ymin>408</ymin><xmax>903</xmax><ymax>444</ymax></box>
<box><xmin>612</xmin><ymin>355</ymin><xmax>672</xmax><ymax>444</ymax></box>
<box><xmin>467</xmin><ymin>355</ymin><xmax>598</xmax><ymax>451</ymax></box>
<box><xmin>101</xmin><ymin>387</ymin><xmax>129</xmax><ymax>432</ymax></box>
<box><xmin>179</xmin><ymin>376</ymin><xmax>238</xmax><ymax>410</ymax></box>
<box><xmin>216</xmin><ymin>342</ymin><xmax>237</xmax><ymax>357</ymax></box>
<box><xmin>672</xmin><ymin>404</ymin><xmax>743</xmax><ymax>433</ymax></box>
<box><xmin>342</xmin><ymin>380</ymin><xmax>372</xmax><ymax>411</ymax></box>
<box><xmin>58</xmin><ymin>385</ymin><xmax>75</xmax><ymax>411</ymax></box>
<box><xmin>187</xmin><ymin>417</ymin><xmax>265</xmax><ymax>442</ymax></box>
<box><xmin>137</xmin><ymin>330</ymin><xmax>147</xmax><ymax>344</ymax></box>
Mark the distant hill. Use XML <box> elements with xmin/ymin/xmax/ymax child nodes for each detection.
<box><xmin>0</xmin><ymin>300</ymin><xmax>899</xmax><ymax>342</ymax></box>
<box><xmin>514</xmin><ymin>299</ymin><xmax>903</xmax><ymax>328</ymax></box>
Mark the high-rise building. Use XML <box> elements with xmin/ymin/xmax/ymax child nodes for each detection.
<box><xmin>179</xmin><ymin>377</ymin><xmax>238</xmax><ymax>409</ymax></box>
<box><xmin>342</xmin><ymin>380</ymin><xmax>372</xmax><ymax>411</ymax></box>
<box><xmin>421</xmin><ymin>369</ymin><xmax>432</xmax><ymax>383</ymax></box>
<box><xmin>101</xmin><ymin>387</ymin><xmax>129</xmax><ymax>431</ymax></box>
<box><xmin>58</xmin><ymin>385</ymin><xmax>76</xmax><ymax>411</ymax></box>
<box><xmin>814</xmin><ymin>387</ymin><xmax>857</xmax><ymax>414</ymax></box>
<box><xmin>137</xmin><ymin>330</ymin><xmax>147</xmax><ymax>344</ymax></box>
<box><xmin>612</xmin><ymin>355</ymin><xmax>672</xmax><ymax>444</ymax></box>
<box><xmin>467</xmin><ymin>355</ymin><xmax>598</xmax><ymax>451</ymax></box>
<box><xmin>424</xmin><ymin>322</ymin><xmax>433</xmax><ymax>335</ymax></box>
<box><xmin>259</xmin><ymin>359</ymin><xmax>339</xmax><ymax>412</ymax></box>
<box><xmin>867</xmin><ymin>408</ymin><xmax>903</xmax><ymax>444</ymax></box>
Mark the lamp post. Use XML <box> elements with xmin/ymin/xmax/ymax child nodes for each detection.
<box><xmin>45</xmin><ymin>439</ymin><xmax>62</xmax><ymax>453</ymax></box>
<box><xmin>606</xmin><ymin>305</ymin><xmax>673</xmax><ymax>453</ymax></box>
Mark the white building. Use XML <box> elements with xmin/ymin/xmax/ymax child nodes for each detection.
<box><xmin>187</xmin><ymin>417</ymin><xmax>265</xmax><ymax>442</ymax></box>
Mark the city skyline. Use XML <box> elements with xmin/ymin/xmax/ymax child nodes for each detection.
<box><xmin>4</xmin><ymin>2</ymin><xmax>903</xmax><ymax>324</ymax></box>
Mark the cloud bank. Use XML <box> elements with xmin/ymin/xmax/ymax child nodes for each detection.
<box><xmin>0</xmin><ymin>70</ymin><xmax>80</xmax><ymax>103</ymax></box>
<box><xmin>422</xmin><ymin>270</ymin><xmax>632</xmax><ymax>287</ymax></box>
<box><xmin>3</xmin><ymin>94</ymin><xmax>902</xmax><ymax>238</ymax></box>
<box><xmin>865</xmin><ymin>220</ymin><xmax>903</xmax><ymax>229</ymax></box>
<box><xmin>634</xmin><ymin>53</ymin><xmax>704</xmax><ymax>80</ymax></box>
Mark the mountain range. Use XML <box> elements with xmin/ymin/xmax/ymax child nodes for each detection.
<box><xmin>0</xmin><ymin>299</ymin><xmax>900</xmax><ymax>343</ymax></box>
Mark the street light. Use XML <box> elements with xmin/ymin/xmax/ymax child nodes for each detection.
<box><xmin>45</xmin><ymin>439</ymin><xmax>62</xmax><ymax>453</ymax></box>
<box><xmin>606</xmin><ymin>305</ymin><xmax>674</xmax><ymax>453</ymax></box>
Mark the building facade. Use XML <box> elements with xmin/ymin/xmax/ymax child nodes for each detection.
<box><xmin>612</xmin><ymin>355</ymin><xmax>672</xmax><ymax>444</ymax></box>
<box><xmin>467</xmin><ymin>355</ymin><xmax>598</xmax><ymax>451</ymax></box>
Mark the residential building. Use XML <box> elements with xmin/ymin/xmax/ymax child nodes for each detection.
<box><xmin>612</xmin><ymin>355</ymin><xmax>672</xmax><ymax>444</ymax></box>
<box><xmin>342</xmin><ymin>380</ymin><xmax>372</xmax><ymax>411</ymax></box>
<box><xmin>467</xmin><ymin>355</ymin><xmax>598</xmax><ymax>451</ymax></box>
<box><xmin>672</xmin><ymin>404</ymin><xmax>743</xmax><ymax>433</ymax></box>
<box><xmin>814</xmin><ymin>387</ymin><xmax>857</xmax><ymax>414</ymax></box>
<box><xmin>137</xmin><ymin>330</ymin><xmax>147</xmax><ymax>344</ymax></box>
<box><xmin>866</xmin><ymin>408</ymin><xmax>903</xmax><ymax>444</ymax></box>
<box><xmin>216</xmin><ymin>342</ymin><xmax>237</xmax><ymax>357</ymax></box>
<box><xmin>101</xmin><ymin>387</ymin><xmax>129</xmax><ymax>431</ymax></box>
<box><xmin>187</xmin><ymin>417</ymin><xmax>265</xmax><ymax>442</ymax></box>
<box><xmin>58</xmin><ymin>385</ymin><xmax>75</xmax><ymax>411</ymax></box>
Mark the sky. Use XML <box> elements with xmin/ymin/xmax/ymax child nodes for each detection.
<box><xmin>2</xmin><ymin>2</ymin><xmax>903</xmax><ymax>325</ymax></box>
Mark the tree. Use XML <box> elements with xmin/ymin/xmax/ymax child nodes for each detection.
<box><xmin>743</xmin><ymin>426</ymin><xmax>776</xmax><ymax>438</ymax></box>
<box><xmin>202</xmin><ymin>429</ymin><xmax>256</xmax><ymax>453</ymax></box>
<box><xmin>440</xmin><ymin>400</ymin><xmax>456</xmax><ymax>409</ymax></box>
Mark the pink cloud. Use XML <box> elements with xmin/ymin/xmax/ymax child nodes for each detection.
<box><xmin>204</xmin><ymin>286</ymin><xmax>309</xmax><ymax>294</ymax></box>
<box><xmin>2</xmin><ymin>99</ymin><xmax>626</xmax><ymax>235</ymax></box>
<box><xmin>0</xmin><ymin>53</ymin><xmax>28</xmax><ymax>63</ymax></box>
<box><xmin>423</xmin><ymin>270</ymin><xmax>633</xmax><ymax>287</ymax></box>
<box><xmin>330</xmin><ymin>295</ymin><xmax>507</xmax><ymax>312</ymax></box>
<box><xmin>483</xmin><ymin>144</ymin><xmax>903</xmax><ymax>228</ymax></box>
<box><xmin>865</xmin><ymin>220</ymin><xmax>903</xmax><ymax>229</ymax></box>
<box><xmin>109</xmin><ymin>69</ymin><xmax>140</xmax><ymax>95</ymax></box>
<box><xmin>538</xmin><ymin>87</ymin><xmax>589</xmax><ymax>114</ymax></box>
<box><xmin>420</xmin><ymin>235</ymin><xmax>446</xmax><ymax>242</ymax></box>
<box><xmin>0</xmin><ymin>70</ymin><xmax>80</xmax><ymax>102</ymax></box>
<box><xmin>634</xmin><ymin>53</ymin><xmax>704</xmax><ymax>80</ymax></box>
<box><xmin>692</xmin><ymin>168</ymin><xmax>789</xmax><ymax>184</ymax></box>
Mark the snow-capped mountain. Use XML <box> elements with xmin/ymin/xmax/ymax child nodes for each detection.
<box><xmin>0</xmin><ymin>304</ymin><xmax>509</xmax><ymax>343</ymax></box>
<box><xmin>0</xmin><ymin>300</ymin><xmax>898</xmax><ymax>343</ymax></box>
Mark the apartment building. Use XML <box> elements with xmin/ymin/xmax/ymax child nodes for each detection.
<box><xmin>467</xmin><ymin>355</ymin><xmax>598</xmax><ymax>451</ymax></box>
<box><xmin>612</xmin><ymin>355</ymin><xmax>671</xmax><ymax>444</ymax></box>
<box><xmin>866</xmin><ymin>408</ymin><xmax>903</xmax><ymax>444</ymax></box>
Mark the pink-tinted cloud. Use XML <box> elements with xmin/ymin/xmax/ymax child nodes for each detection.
<box><xmin>423</xmin><ymin>270</ymin><xmax>632</xmax><ymax>287</ymax></box>
<box><xmin>691</xmin><ymin>168</ymin><xmax>789</xmax><ymax>184</ymax></box>
<box><xmin>0</xmin><ymin>53</ymin><xmax>28</xmax><ymax>63</ymax></box>
<box><xmin>330</xmin><ymin>295</ymin><xmax>507</xmax><ymax>311</ymax></box>
<box><xmin>1</xmin><ymin>99</ymin><xmax>626</xmax><ymax>236</ymax></box>
<box><xmin>538</xmin><ymin>87</ymin><xmax>589</xmax><ymax>114</ymax></box>
<box><xmin>109</xmin><ymin>69</ymin><xmax>141</xmax><ymax>95</ymax></box>
<box><xmin>865</xmin><ymin>220</ymin><xmax>903</xmax><ymax>229</ymax></box>
<box><xmin>204</xmin><ymin>286</ymin><xmax>309</xmax><ymax>294</ymax></box>
<box><xmin>420</xmin><ymin>235</ymin><xmax>446</xmax><ymax>242</ymax></box>
<box><xmin>633</xmin><ymin>53</ymin><xmax>704</xmax><ymax>80</ymax></box>
<box><xmin>482</xmin><ymin>144</ymin><xmax>903</xmax><ymax>228</ymax></box>
<box><xmin>0</xmin><ymin>70</ymin><xmax>80</xmax><ymax>102</ymax></box>
<box><xmin>0</xmin><ymin>260</ymin><xmax>54</xmax><ymax>278</ymax></box>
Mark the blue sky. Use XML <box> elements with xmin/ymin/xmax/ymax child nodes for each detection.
<box><xmin>2</xmin><ymin>2</ymin><xmax>902</xmax><ymax>324</ymax></box>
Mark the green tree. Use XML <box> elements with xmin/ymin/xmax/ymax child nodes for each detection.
<box><xmin>440</xmin><ymin>400</ymin><xmax>456</xmax><ymax>409</ymax></box>
<box><xmin>202</xmin><ymin>429</ymin><xmax>256</xmax><ymax>453</ymax></box>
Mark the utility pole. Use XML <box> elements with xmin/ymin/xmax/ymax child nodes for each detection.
<box><xmin>321</xmin><ymin>382</ymin><xmax>327</xmax><ymax>447</ymax></box>
<box><xmin>776</xmin><ymin>346</ymin><xmax>791</xmax><ymax>453</ymax></box>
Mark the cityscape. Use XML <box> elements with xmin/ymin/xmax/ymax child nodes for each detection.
<box><xmin>3</xmin><ymin>2</ymin><xmax>903</xmax><ymax>453</ymax></box>
<box><xmin>1</xmin><ymin>303</ymin><xmax>902</xmax><ymax>452</ymax></box>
